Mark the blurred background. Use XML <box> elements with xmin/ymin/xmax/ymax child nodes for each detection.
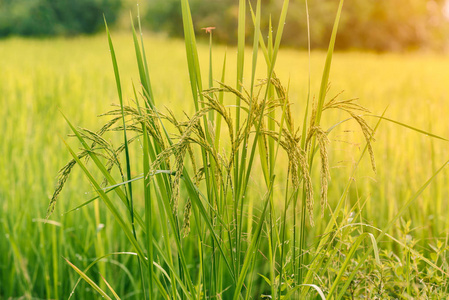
<box><xmin>1</xmin><ymin>0</ymin><xmax>449</xmax><ymax>52</ymax></box>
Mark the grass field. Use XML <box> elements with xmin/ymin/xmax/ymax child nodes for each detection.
<box><xmin>1</xmin><ymin>28</ymin><xmax>449</xmax><ymax>299</ymax></box>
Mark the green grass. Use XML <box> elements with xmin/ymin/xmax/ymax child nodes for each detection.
<box><xmin>1</xmin><ymin>4</ymin><xmax>449</xmax><ymax>298</ymax></box>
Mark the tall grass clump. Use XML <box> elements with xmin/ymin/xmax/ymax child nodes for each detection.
<box><xmin>47</xmin><ymin>0</ymin><xmax>449</xmax><ymax>299</ymax></box>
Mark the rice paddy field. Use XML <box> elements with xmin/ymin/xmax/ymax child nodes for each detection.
<box><xmin>1</xmin><ymin>26</ymin><xmax>449</xmax><ymax>299</ymax></box>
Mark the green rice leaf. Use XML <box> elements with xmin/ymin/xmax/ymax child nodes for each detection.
<box><xmin>233</xmin><ymin>176</ymin><xmax>275</xmax><ymax>299</ymax></box>
<box><xmin>315</xmin><ymin>0</ymin><xmax>344</xmax><ymax>126</ymax></box>
<box><xmin>180</xmin><ymin>0</ymin><xmax>203</xmax><ymax>111</ymax></box>
<box><xmin>99</xmin><ymin>273</ymin><xmax>121</xmax><ymax>300</ymax></box>
<box><xmin>64</xmin><ymin>257</ymin><xmax>112</xmax><ymax>300</ymax></box>
<box><xmin>367</xmin><ymin>114</ymin><xmax>448</xmax><ymax>141</ymax></box>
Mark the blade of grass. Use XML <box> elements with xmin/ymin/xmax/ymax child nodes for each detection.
<box><xmin>180</xmin><ymin>0</ymin><xmax>203</xmax><ymax>111</ymax></box>
<box><xmin>248</xmin><ymin>2</ymin><xmax>270</xmax><ymax>65</ymax></box>
<box><xmin>299</xmin><ymin>1</ymin><xmax>344</xmax><ymax>283</ymax></box>
<box><xmin>233</xmin><ymin>4</ymin><xmax>246</xmax><ymax>266</ymax></box>
<box><xmin>314</xmin><ymin>0</ymin><xmax>344</xmax><ymax>127</ymax></box>
<box><xmin>63</xmin><ymin>257</ymin><xmax>112</xmax><ymax>300</ymax></box>
<box><xmin>100</xmin><ymin>273</ymin><xmax>121</xmax><ymax>300</ymax></box>
<box><xmin>132</xmin><ymin>84</ymin><xmax>182</xmax><ymax>299</ymax></box>
<box><xmin>214</xmin><ymin>51</ymin><xmax>227</xmax><ymax>151</ymax></box>
<box><xmin>236</xmin><ymin>0</ymin><xmax>262</xmax><ymax>283</ymax></box>
<box><xmin>366</xmin><ymin>114</ymin><xmax>448</xmax><ymax>141</ymax></box>
<box><xmin>130</xmin><ymin>13</ymin><xmax>153</xmax><ymax>108</ymax></box>
<box><xmin>250</xmin><ymin>0</ymin><xmax>261</xmax><ymax>96</ymax></box>
<box><xmin>179</xmin><ymin>3</ymin><xmax>221</xmax><ymax>298</ymax></box>
<box><xmin>232</xmin><ymin>176</ymin><xmax>275</xmax><ymax>300</ymax></box>
<box><xmin>282</xmin><ymin>284</ymin><xmax>326</xmax><ymax>300</ymax></box>
<box><xmin>67</xmin><ymin>252</ymin><xmax>170</xmax><ymax>300</ymax></box>
<box><xmin>136</xmin><ymin>6</ymin><xmax>155</xmax><ymax>107</ymax></box>
<box><xmin>300</xmin><ymin>0</ymin><xmax>312</xmax><ymax>149</ymax></box>
<box><xmin>207</xmin><ymin>27</ymin><xmax>214</xmax><ymax>123</ymax></box>
<box><xmin>234</xmin><ymin>0</ymin><xmax>246</xmax><ymax>188</ymax></box>
<box><xmin>300</xmin><ymin>284</ymin><xmax>326</xmax><ymax>300</ymax></box>
<box><xmin>105</xmin><ymin>21</ymin><xmax>147</xmax><ymax>298</ymax></box>
<box><xmin>105</xmin><ymin>18</ymin><xmax>136</xmax><ymax>225</ymax></box>
<box><xmin>141</xmin><ymin>97</ymin><xmax>154</xmax><ymax>299</ymax></box>
<box><xmin>63</xmin><ymin>173</ymin><xmax>176</xmax><ymax>215</ymax></box>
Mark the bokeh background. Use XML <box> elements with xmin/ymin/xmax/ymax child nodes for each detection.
<box><xmin>1</xmin><ymin>0</ymin><xmax>449</xmax><ymax>51</ymax></box>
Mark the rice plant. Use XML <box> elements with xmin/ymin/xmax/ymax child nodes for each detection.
<box><xmin>45</xmin><ymin>0</ymin><xmax>449</xmax><ymax>299</ymax></box>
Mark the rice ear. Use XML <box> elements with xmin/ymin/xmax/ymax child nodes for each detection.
<box><xmin>47</xmin><ymin>159</ymin><xmax>77</xmax><ymax>219</ymax></box>
<box><xmin>314</xmin><ymin>126</ymin><xmax>330</xmax><ymax>216</ymax></box>
<box><xmin>350</xmin><ymin>113</ymin><xmax>376</xmax><ymax>173</ymax></box>
<box><xmin>182</xmin><ymin>198</ymin><xmax>192</xmax><ymax>238</ymax></box>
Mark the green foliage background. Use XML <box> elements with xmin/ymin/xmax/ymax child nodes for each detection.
<box><xmin>0</xmin><ymin>0</ymin><xmax>121</xmax><ymax>36</ymax></box>
<box><xmin>1</xmin><ymin>0</ymin><xmax>448</xmax><ymax>51</ymax></box>
<box><xmin>145</xmin><ymin>0</ymin><xmax>449</xmax><ymax>51</ymax></box>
